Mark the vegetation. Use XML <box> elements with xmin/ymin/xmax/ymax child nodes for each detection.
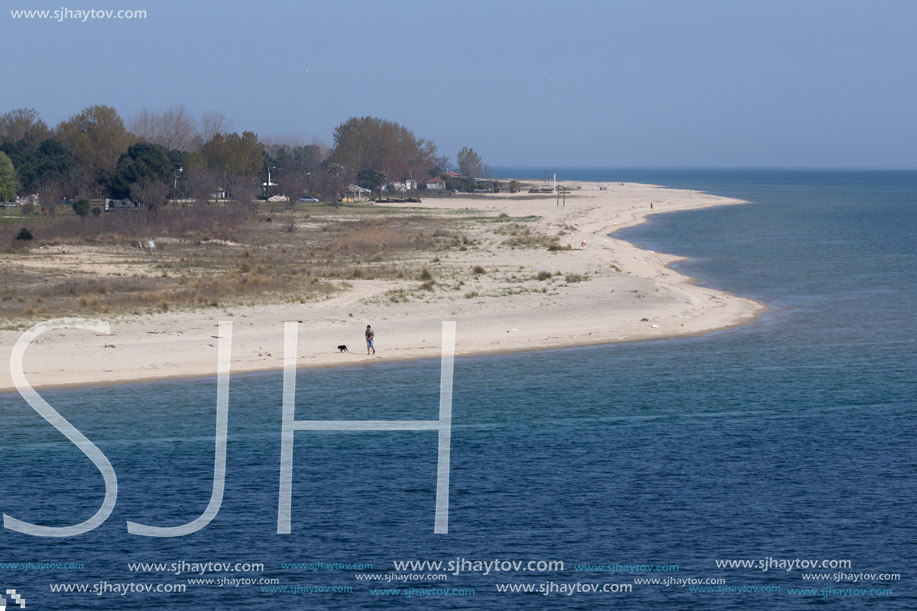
<box><xmin>332</xmin><ymin>116</ymin><xmax>438</xmax><ymax>185</ymax></box>
<box><xmin>0</xmin><ymin>205</ymin><xmax>476</xmax><ymax>320</ymax></box>
<box><xmin>457</xmin><ymin>146</ymin><xmax>483</xmax><ymax>179</ymax></box>
<box><xmin>0</xmin><ymin>151</ymin><xmax>17</xmax><ymax>201</ymax></box>
<box><xmin>72</xmin><ymin>198</ymin><xmax>91</xmax><ymax>217</ymax></box>
<box><xmin>0</xmin><ymin>105</ymin><xmax>501</xmax><ymax>207</ymax></box>
<box><xmin>0</xmin><ymin>105</ymin><xmax>555</xmax><ymax>322</ymax></box>
<box><xmin>56</xmin><ymin>105</ymin><xmax>134</xmax><ymax>181</ymax></box>
<box><xmin>106</xmin><ymin>142</ymin><xmax>183</xmax><ymax>199</ymax></box>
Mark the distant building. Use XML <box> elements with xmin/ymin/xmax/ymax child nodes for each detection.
<box><xmin>104</xmin><ymin>198</ymin><xmax>139</xmax><ymax>211</ymax></box>
<box><xmin>426</xmin><ymin>177</ymin><xmax>446</xmax><ymax>191</ymax></box>
<box><xmin>341</xmin><ymin>184</ymin><xmax>372</xmax><ymax>202</ymax></box>
<box><xmin>386</xmin><ymin>179</ymin><xmax>419</xmax><ymax>193</ymax></box>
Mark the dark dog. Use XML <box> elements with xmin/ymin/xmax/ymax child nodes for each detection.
<box><xmin>337</xmin><ymin>345</ymin><xmax>348</xmax><ymax>353</ymax></box>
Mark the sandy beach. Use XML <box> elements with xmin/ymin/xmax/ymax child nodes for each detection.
<box><xmin>0</xmin><ymin>181</ymin><xmax>767</xmax><ymax>393</ymax></box>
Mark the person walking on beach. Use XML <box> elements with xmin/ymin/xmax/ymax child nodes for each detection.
<box><xmin>365</xmin><ymin>325</ymin><xmax>375</xmax><ymax>355</ymax></box>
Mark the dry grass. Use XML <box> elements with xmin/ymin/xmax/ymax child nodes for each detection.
<box><xmin>1</xmin><ymin>204</ymin><xmax>250</xmax><ymax>248</ymax></box>
<box><xmin>0</xmin><ymin>205</ymin><xmax>471</xmax><ymax>322</ymax></box>
<box><xmin>495</xmin><ymin>222</ymin><xmax>569</xmax><ymax>251</ymax></box>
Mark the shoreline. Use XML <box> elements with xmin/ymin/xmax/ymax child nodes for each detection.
<box><xmin>0</xmin><ymin>307</ymin><xmax>769</xmax><ymax>397</ymax></box>
<box><xmin>0</xmin><ymin>180</ymin><xmax>768</xmax><ymax>394</ymax></box>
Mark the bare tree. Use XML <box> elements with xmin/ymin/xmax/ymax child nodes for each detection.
<box><xmin>184</xmin><ymin>168</ymin><xmax>221</xmax><ymax>206</ymax></box>
<box><xmin>226</xmin><ymin>174</ymin><xmax>258</xmax><ymax>210</ymax></box>
<box><xmin>61</xmin><ymin>166</ymin><xmax>100</xmax><ymax>202</ymax></box>
<box><xmin>199</xmin><ymin>111</ymin><xmax>231</xmax><ymax>142</ymax></box>
<box><xmin>278</xmin><ymin>165</ymin><xmax>310</xmax><ymax>209</ymax></box>
<box><xmin>128</xmin><ymin>108</ymin><xmax>157</xmax><ymax>143</ymax></box>
<box><xmin>159</xmin><ymin>105</ymin><xmax>198</xmax><ymax>151</ymax></box>
<box><xmin>0</xmin><ymin>107</ymin><xmax>50</xmax><ymax>144</ymax></box>
<box><xmin>309</xmin><ymin>137</ymin><xmax>331</xmax><ymax>162</ymax></box>
<box><xmin>36</xmin><ymin>177</ymin><xmax>63</xmax><ymax>216</ymax></box>
<box><xmin>261</xmin><ymin>133</ymin><xmax>309</xmax><ymax>159</ymax></box>
<box><xmin>131</xmin><ymin>180</ymin><xmax>170</xmax><ymax>221</ymax></box>
<box><xmin>128</xmin><ymin>105</ymin><xmax>199</xmax><ymax>152</ymax></box>
<box><xmin>315</xmin><ymin>162</ymin><xmax>353</xmax><ymax>206</ymax></box>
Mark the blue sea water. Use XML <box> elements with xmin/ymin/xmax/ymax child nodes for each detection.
<box><xmin>1</xmin><ymin>170</ymin><xmax>915</xmax><ymax>609</ymax></box>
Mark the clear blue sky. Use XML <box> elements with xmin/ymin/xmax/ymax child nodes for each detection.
<box><xmin>2</xmin><ymin>0</ymin><xmax>915</xmax><ymax>168</ymax></box>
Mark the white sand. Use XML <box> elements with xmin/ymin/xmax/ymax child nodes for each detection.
<box><xmin>0</xmin><ymin>181</ymin><xmax>767</xmax><ymax>393</ymax></box>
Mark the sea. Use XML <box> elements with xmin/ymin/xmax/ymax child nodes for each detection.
<box><xmin>1</xmin><ymin>169</ymin><xmax>914</xmax><ymax>609</ymax></box>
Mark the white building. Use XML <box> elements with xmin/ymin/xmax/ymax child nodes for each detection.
<box><xmin>104</xmin><ymin>198</ymin><xmax>139</xmax><ymax>211</ymax></box>
<box><xmin>426</xmin><ymin>177</ymin><xmax>446</xmax><ymax>191</ymax></box>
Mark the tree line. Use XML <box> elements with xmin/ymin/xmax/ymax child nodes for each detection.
<box><xmin>0</xmin><ymin>105</ymin><xmax>488</xmax><ymax>209</ymax></box>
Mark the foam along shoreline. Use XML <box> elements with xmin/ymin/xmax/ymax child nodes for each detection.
<box><xmin>0</xmin><ymin>180</ymin><xmax>768</xmax><ymax>394</ymax></box>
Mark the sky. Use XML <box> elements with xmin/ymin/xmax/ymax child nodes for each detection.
<box><xmin>2</xmin><ymin>0</ymin><xmax>915</xmax><ymax>168</ymax></box>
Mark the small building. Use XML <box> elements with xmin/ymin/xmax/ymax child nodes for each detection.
<box><xmin>386</xmin><ymin>179</ymin><xmax>418</xmax><ymax>193</ymax></box>
<box><xmin>426</xmin><ymin>177</ymin><xmax>446</xmax><ymax>191</ymax></box>
<box><xmin>104</xmin><ymin>198</ymin><xmax>139</xmax><ymax>211</ymax></box>
<box><xmin>341</xmin><ymin>184</ymin><xmax>372</xmax><ymax>202</ymax></box>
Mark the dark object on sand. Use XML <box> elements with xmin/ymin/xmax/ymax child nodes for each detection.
<box><xmin>337</xmin><ymin>345</ymin><xmax>348</xmax><ymax>353</ymax></box>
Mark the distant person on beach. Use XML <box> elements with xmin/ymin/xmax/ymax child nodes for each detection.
<box><xmin>650</xmin><ymin>202</ymin><xmax>654</xmax><ymax>209</ymax></box>
<box><xmin>365</xmin><ymin>325</ymin><xmax>375</xmax><ymax>355</ymax></box>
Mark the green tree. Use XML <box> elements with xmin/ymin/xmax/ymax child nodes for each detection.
<box><xmin>0</xmin><ymin>151</ymin><xmax>18</xmax><ymax>201</ymax></box>
<box><xmin>0</xmin><ymin>138</ymin><xmax>76</xmax><ymax>193</ymax></box>
<box><xmin>72</xmin><ymin>198</ymin><xmax>91</xmax><ymax>217</ymax></box>
<box><xmin>356</xmin><ymin>168</ymin><xmax>385</xmax><ymax>198</ymax></box>
<box><xmin>106</xmin><ymin>142</ymin><xmax>180</xmax><ymax>199</ymax></box>
<box><xmin>457</xmin><ymin>146</ymin><xmax>483</xmax><ymax>179</ymax></box>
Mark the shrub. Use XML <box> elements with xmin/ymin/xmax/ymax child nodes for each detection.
<box><xmin>15</xmin><ymin>227</ymin><xmax>33</xmax><ymax>241</ymax></box>
<box><xmin>565</xmin><ymin>274</ymin><xmax>584</xmax><ymax>283</ymax></box>
<box><xmin>91</xmin><ymin>206</ymin><xmax>102</xmax><ymax>217</ymax></box>
<box><xmin>72</xmin><ymin>198</ymin><xmax>91</xmax><ymax>217</ymax></box>
<box><xmin>419</xmin><ymin>267</ymin><xmax>433</xmax><ymax>281</ymax></box>
<box><xmin>472</xmin><ymin>265</ymin><xmax>486</xmax><ymax>275</ymax></box>
<box><xmin>536</xmin><ymin>270</ymin><xmax>552</xmax><ymax>281</ymax></box>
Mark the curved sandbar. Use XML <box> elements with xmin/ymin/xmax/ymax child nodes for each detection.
<box><xmin>0</xmin><ymin>181</ymin><xmax>766</xmax><ymax>393</ymax></box>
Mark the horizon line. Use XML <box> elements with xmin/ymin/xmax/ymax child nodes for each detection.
<box><xmin>489</xmin><ymin>165</ymin><xmax>917</xmax><ymax>172</ymax></box>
